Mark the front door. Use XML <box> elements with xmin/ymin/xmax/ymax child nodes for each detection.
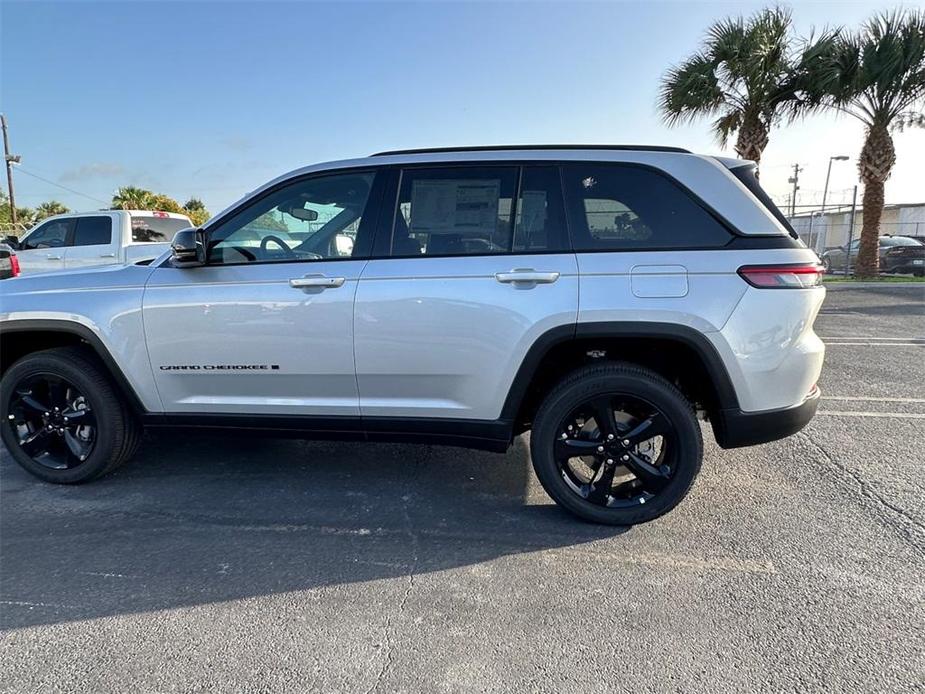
<box><xmin>14</xmin><ymin>218</ymin><xmax>72</xmax><ymax>274</ymax></box>
<box><xmin>354</xmin><ymin>164</ymin><xmax>579</xmax><ymax>422</ymax></box>
<box><xmin>143</xmin><ymin>169</ymin><xmax>383</xmax><ymax>417</ymax></box>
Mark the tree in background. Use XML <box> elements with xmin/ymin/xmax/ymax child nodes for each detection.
<box><xmin>182</xmin><ymin>197</ymin><xmax>210</xmax><ymax>226</ymax></box>
<box><xmin>659</xmin><ymin>7</ymin><xmax>836</xmax><ymax>167</ymax></box>
<box><xmin>808</xmin><ymin>10</ymin><xmax>925</xmax><ymax>278</ymax></box>
<box><xmin>0</xmin><ymin>191</ymin><xmax>35</xmax><ymax>227</ymax></box>
<box><xmin>112</xmin><ymin>186</ymin><xmax>155</xmax><ymax>210</ymax></box>
<box><xmin>111</xmin><ymin>187</ymin><xmax>210</xmax><ymax>225</ymax></box>
<box><xmin>34</xmin><ymin>200</ymin><xmax>70</xmax><ymax>221</ymax></box>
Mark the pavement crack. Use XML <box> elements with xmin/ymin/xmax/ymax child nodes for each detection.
<box><xmin>364</xmin><ymin>494</ymin><xmax>419</xmax><ymax>694</ymax></box>
<box><xmin>798</xmin><ymin>431</ymin><xmax>925</xmax><ymax>555</ymax></box>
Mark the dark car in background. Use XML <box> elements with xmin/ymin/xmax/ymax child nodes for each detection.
<box><xmin>821</xmin><ymin>235</ymin><xmax>925</xmax><ymax>276</ymax></box>
<box><xmin>0</xmin><ymin>243</ymin><xmax>20</xmax><ymax>279</ymax></box>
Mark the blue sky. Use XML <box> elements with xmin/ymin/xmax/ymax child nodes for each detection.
<box><xmin>2</xmin><ymin>0</ymin><xmax>922</xmax><ymax>216</ymax></box>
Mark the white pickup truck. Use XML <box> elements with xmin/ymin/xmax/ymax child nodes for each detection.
<box><xmin>4</xmin><ymin>210</ymin><xmax>193</xmax><ymax>275</ymax></box>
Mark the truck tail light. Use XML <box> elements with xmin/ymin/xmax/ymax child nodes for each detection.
<box><xmin>10</xmin><ymin>253</ymin><xmax>20</xmax><ymax>277</ymax></box>
<box><xmin>737</xmin><ymin>263</ymin><xmax>824</xmax><ymax>289</ymax></box>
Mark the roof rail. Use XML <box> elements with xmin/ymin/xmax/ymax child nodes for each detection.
<box><xmin>370</xmin><ymin>144</ymin><xmax>691</xmax><ymax>157</ymax></box>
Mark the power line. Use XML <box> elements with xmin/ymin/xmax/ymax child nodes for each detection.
<box><xmin>14</xmin><ymin>167</ymin><xmax>110</xmax><ymax>206</ymax></box>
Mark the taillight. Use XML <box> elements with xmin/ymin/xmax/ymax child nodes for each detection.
<box><xmin>10</xmin><ymin>253</ymin><xmax>20</xmax><ymax>277</ymax></box>
<box><xmin>737</xmin><ymin>263</ymin><xmax>823</xmax><ymax>289</ymax></box>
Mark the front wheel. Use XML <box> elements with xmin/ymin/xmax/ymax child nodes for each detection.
<box><xmin>530</xmin><ymin>363</ymin><xmax>703</xmax><ymax>525</ymax></box>
<box><xmin>1</xmin><ymin>347</ymin><xmax>140</xmax><ymax>483</ymax></box>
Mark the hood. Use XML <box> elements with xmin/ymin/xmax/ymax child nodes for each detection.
<box><xmin>0</xmin><ymin>262</ymin><xmax>156</xmax><ymax>296</ymax></box>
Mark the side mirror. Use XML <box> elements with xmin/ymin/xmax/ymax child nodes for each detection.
<box><xmin>170</xmin><ymin>228</ymin><xmax>205</xmax><ymax>268</ymax></box>
<box><xmin>2</xmin><ymin>235</ymin><xmax>20</xmax><ymax>250</ymax></box>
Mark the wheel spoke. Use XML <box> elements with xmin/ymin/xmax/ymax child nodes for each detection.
<box><xmin>623</xmin><ymin>413</ymin><xmax>670</xmax><ymax>445</ymax></box>
<box><xmin>623</xmin><ymin>451</ymin><xmax>671</xmax><ymax>493</ymax></box>
<box><xmin>15</xmin><ymin>391</ymin><xmax>50</xmax><ymax>415</ymax></box>
<box><xmin>20</xmin><ymin>429</ymin><xmax>51</xmax><ymax>458</ymax></box>
<box><xmin>555</xmin><ymin>437</ymin><xmax>602</xmax><ymax>459</ymax></box>
<box><xmin>589</xmin><ymin>396</ymin><xmax>618</xmax><ymax>439</ymax></box>
<box><xmin>586</xmin><ymin>460</ymin><xmax>618</xmax><ymax>505</ymax></box>
<box><xmin>47</xmin><ymin>380</ymin><xmax>67</xmax><ymax>409</ymax></box>
<box><xmin>61</xmin><ymin>407</ymin><xmax>90</xmax><ymax>421</ymax></box>
<box><xmin>63</xmin><ymin>430</ymin><xmax>91</xmax><ymax>462</ymax></box>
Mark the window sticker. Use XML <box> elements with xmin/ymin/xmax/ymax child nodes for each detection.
<box><xmin>410</xmin><ymin>179</ymin><xmax>501</xmax><ymax>234</ymax></box>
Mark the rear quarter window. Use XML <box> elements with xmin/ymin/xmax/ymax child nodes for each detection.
<box><xmin>561</xmin><ymin>163</ymin><xmax>732</xmax><ymax>250</ymax></box>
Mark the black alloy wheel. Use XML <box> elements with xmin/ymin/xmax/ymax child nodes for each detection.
<box><xmin>531</xmin><ymin>363</ymin><xmax>703</xmax><ymax>525</ymax></box>
<box><xmin>553</xmin><ymin>393</ymin><xmax>675</xmax><ymax>509</ymax></box>
<box><xmin>6</xmin><ymin>373</ymin><xmax>97</xmax><ymax>469</ymax></box>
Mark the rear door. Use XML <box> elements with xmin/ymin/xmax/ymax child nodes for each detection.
<box><xmin>354</xmin><ymin>164</ymin><xmax>578</xmax><ymax>422</ymax></box>
<box><xmin>13</xmin><ymin>218</ymin><xmax>72</xmax><ymax>274</ymax></box>
<box><xmin>63</xmin><ymin>215</ymin><xmax>119</xmax><ymax>269</ymax></box>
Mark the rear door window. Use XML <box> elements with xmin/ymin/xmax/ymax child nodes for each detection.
<box><xmin>513</xmin><ymin>166</ymin><xmax>569</xmax><ymax>253</ymax></box>
<box><xmin>561</xmin><ymin>163</ymin><xmax>732</xmax><ymax>250</ymax></box>
<box><xmin>393</xmin><ymin>167</ymin><xmax>517</xmax><ymax>256</ymax></box>
<box><xmin>72</xmin><ymin>216</ymin><xmax>113</xmax><ymax>246</ymax></box>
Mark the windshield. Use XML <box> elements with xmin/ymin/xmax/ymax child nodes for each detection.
<box><xmin>131</xmin><ymin>216</ymin><xmax>191</xmax><ymax>243</ymax></box>
<box><xmin>881</xmin><ymin>236</ymin><xmax>923</xmax><ymax>246</ymax></box>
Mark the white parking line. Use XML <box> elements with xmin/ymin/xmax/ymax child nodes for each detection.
<box><xmin>817</xmin><ymin>410</ymin><xmax>925</xmax><ymax>419</ymax></box>
<box><xmin>819</xmin><ymin>336</ymin><xmax>925</xmax><ymax>340</ymax></box>
<box><xmin>822</xmin><ymin>395</ymin><xmax>925</xmax><ymax>403</ymax></box>
<box><xmin>823</xmin><ymin>342</ymin><xmax>923</xmax><ymax>347</ymax></box>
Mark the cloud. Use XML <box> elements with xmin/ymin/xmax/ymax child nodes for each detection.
<box><xmin>59</xmin><ymin>162</ymin><xmax>126</xmax><ymax>182</ymax></box>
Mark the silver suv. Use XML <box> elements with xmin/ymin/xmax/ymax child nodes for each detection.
<box><xmin>0</xmin><ymin>146</ymin><xmax>825</xmax><ymax>525</ymax></box>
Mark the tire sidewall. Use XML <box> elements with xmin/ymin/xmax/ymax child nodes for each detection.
<box><xmin>532</xmin><ymin>369</ymin><xmax>702</xmax><ymax>525</ymax></box>
<box><xmin>1</xmin><ymin>353</ymin><xmax>122</xmax><ymax>483</ymax></box>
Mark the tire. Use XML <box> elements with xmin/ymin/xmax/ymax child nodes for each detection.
<box><xmin>0</xmin><ymin>346</ymin><xmax>140</xmax><ymax>483</ymax></box>
<box><xmin>530</xmin><ymin>362</ymin><xmax>703</xmax><ymax>525</ymax></box>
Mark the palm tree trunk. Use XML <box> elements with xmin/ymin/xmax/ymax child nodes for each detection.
<box><xmin>734</xmin><ymin>117</ymin><xmax>770</xmax><ymax>165</ymax></box>
<box><xmin>855</xmin><ymin>125</ymin><xmax>896</xmax><ymax>279</ymax></box>
<box><xmin>856</xmin><ymin>180</ymin><xmax>884</xmax><ymax>278</ymax></box>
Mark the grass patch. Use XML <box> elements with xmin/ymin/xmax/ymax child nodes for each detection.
<box><xmin>823</xmin><ymin>274</ymin><xmax>925</xmax><ymax>283</ymax></box>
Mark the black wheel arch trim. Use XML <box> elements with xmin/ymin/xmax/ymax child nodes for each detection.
<box><xmin>0</xmin><ymin>319</ymin><xmax>148</xmax><ymax>416</ymax></box>
<box><xmin>500</xmin><ymin>321</ymin><xmax>741</xmax><ymax>421</ymax></box>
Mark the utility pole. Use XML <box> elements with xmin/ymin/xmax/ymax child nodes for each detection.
<box><xmin>787</xmin><ymin>163</ymin><xmax>802</xmax><ymax>218</ymax></box>
<box><xmin>1</xmin><ymin>114</ymin><xmax>21</xmax><ymax>225</ymax></box>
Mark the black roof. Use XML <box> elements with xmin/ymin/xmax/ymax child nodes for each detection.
<box><xmin>371</xmin><ymin>144</ymin><xmax>691</xmax><ymax>157</ymax></box>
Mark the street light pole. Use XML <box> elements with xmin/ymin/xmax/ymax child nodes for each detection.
<box><xmin>1</xmin><ymin>113</ymin><xmax>21</xmax><ymax>225</ymax></box>
<box><xmin>819</xmin><ymin>155</ymin><xmax>848</xmax><ymax>252</ymax></box>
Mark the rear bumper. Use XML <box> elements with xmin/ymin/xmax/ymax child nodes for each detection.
<box><xmin>711</xmin><ymin>387</ymin><xmax>820</xmax><ymax>449</ymax></box>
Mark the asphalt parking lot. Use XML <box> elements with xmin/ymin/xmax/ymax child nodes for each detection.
<box><xmin>1</xmin><ymin>284</ymin><xmax>923</xmax><ymax>693</ymax></box>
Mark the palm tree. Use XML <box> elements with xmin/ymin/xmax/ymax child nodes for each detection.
<box><xmin>659</xmin><ymin>7</ymin><xmax>836</xmax><ymax>166</ymax></box>
<box><xmin>111</xmin><ymin>186</ymin><xmax>154</xmax><ymax>210</ymax></box>
<box><xmin>809</xmin><ymin>10</ymin><xmax>925</xmax><ymax>277</ymax></box>
<box><xmin>34</xmin><ymin>200</ymin><xmax>70</xmax><ymax>221</ymax></box>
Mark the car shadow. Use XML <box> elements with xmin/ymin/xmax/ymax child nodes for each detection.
<box><xmin>0</xmin><ymin>431</ymin><xmax>628</xmax><ymax>630</ymax></box>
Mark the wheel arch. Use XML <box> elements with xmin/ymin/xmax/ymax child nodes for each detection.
<box><xmin>501</xmin><ymin>322</ymin><xmax>740</xmax><ymax>433</ymax></box>
<box><xmin>0</xmin><ymin>319</ymin><xmax>147</xmax><ymax>416</ymax></box>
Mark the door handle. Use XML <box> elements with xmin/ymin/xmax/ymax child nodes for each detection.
<box><xmin>99</xmin><ymin>253</ymin><xmax>116</xmax><ymax>258</ymax></box>
<box><xmin>289</xmin><ymin>275</ymin><xmax>346</xmax><ymax>289</ymax></box>
<box><xmin>495</xmin><ymin>269</ymin><xmax>559</xmax><ymax>284</ymax></box>
<box><xmin>46</xmin><ymin>254</ymin><xmax>63</xmax><ymax>260</ymax></box>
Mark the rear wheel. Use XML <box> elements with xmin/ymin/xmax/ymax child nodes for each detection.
<box><xmin>1</xmin><ymin>347</ymin><xmax>139</xmax><ymax>483</ymax></box>
<box><xmin>530</xmin><ymin>362</ymin><xmax>702</xmax><ymax>525</ymax></box>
